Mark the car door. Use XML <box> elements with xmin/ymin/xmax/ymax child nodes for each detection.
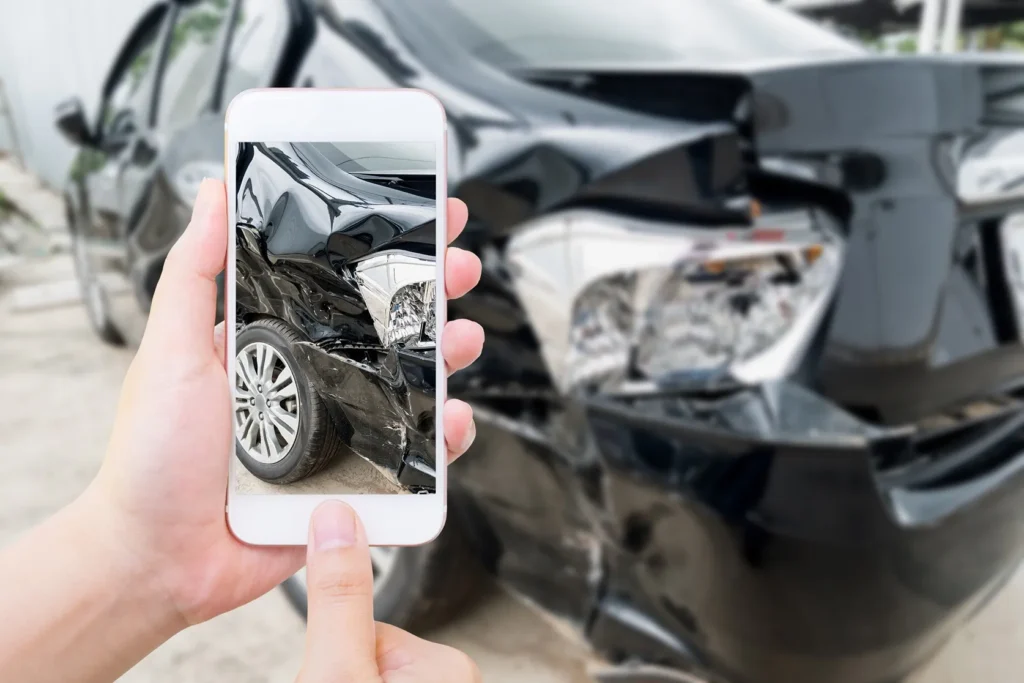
<box><xmin>80</xmin><ymin>5</ymin><xmax>168</xmax><ymax>343</ymax></box>
<box><xmin>115</xmin><ymin>0</ymin><xmax>234</xmax><ymax>343</ymax></box>
<box><xmin>127</xmin><ymin>0</ymin><xmax>301</xmax><ymax>322</ymax></box>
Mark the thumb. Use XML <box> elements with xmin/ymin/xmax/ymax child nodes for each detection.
<box><xmin>142</xmin><ymin>178</ymin><xmax>226</xmax><ymax>361</ymax></box>
<box><xmin>299</xmin><ymin>502</ymin><xmax>379</xmax><ymax>683</ymax></box>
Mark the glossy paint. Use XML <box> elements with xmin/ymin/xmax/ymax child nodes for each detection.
<box><xmin>236</xmin><ymin>141</ymin><xmax>437</xmax><ymax>489</ymax></box>
<box><xmin>59</xmin><ymin>1</ymin><xmax>1024</xmax><ymax>681</ymax></box>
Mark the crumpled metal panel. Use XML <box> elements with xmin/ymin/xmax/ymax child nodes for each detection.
<box><xmin>236</xmin><ymin>141</ymin><xmax>436</xmax><ymax>490</ymax></box>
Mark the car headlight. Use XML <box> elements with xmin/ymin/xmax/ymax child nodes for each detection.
<box><xmin>507</xmin><ymin>209</ymin><xmax>842</xmax><ymax>392</ymax></box>
<box><xmin>354</xmin><ymin>251</ymin><xmax>436</xmax><ymax>348</ymax></box>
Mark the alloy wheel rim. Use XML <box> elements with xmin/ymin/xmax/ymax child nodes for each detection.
<box><xmin>235</xmin><ymin>342</ymin><xmax>300</xmax><ymax>464</ymax></box>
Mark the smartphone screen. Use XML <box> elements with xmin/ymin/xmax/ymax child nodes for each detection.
<box><xmin>232</xmin><ymin>139</ymin><xmax>438</xmax><ymax>497</ymax></box>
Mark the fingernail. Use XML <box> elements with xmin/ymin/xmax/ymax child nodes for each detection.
<box><xmin>190</xmin><ymin>178</ymin><xmax>216</xmax><ymax>223</ymax></box>
<box><xmin>459</xmin><ymin>417</ymin><xmax>476</xmax><ymax>453</ymax></box>
<box><xmin>312</xmin><ymin>501</ymin><xmax>357</xmax><ymax>551</ymax></box>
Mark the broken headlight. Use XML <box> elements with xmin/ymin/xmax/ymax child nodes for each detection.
<box><xmin>354</xmin><ymin>251</ymin><xmax>436</xmax><ymax>348</ymax></box>
<box><xmin>507</xmin><ymin>209</ymin><xmax>843</xmax><ymax>392</ymax></box>
<box><xmin>568</xmin><ymin>242</ymin><xmax>838</xmax><ymax>389</ymax></box>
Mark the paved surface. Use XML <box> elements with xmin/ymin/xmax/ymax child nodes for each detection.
<box><xmin>0</xmin><ymin>160</ymin><xmax>1021</xmax><ymax>682</ymax></box>
<box><xmin>0</xmin><ymin>156</ymin><xmax>65</xmax><ymax>231</ymax></box>
<box><xmin>234</xmin><ymin>447</ymin><xmax>404</xmax><ymax>495</ymax></box>
<box><xmin>0</xmin><ymin>253</ymin><xmax>590</xmax><ymax>683</ymax></box>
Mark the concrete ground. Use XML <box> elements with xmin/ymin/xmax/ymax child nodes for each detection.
<box><xmin>0</xmin><ymin>251</ymin><xmax>591</xmax><ymax>683</ymax></box>
<box><xmin>0</xmin><ymin>162</ymin><xmax>1021</xmax><ymax>682</ymax></box>
<box><xmin>233</xmin><ymin>445</ymin><xmax>405</xmax><ymax>495</ymax></box>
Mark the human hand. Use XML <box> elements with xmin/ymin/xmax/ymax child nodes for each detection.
<box><xmin>296</xmin><ymin>502</ymin><xmax>480</xmax><ymax>683</ymax></box>
<box><xmin>82</xmin><ymin>179</ymin><xmax>484</xmax><ymax>627</ymax></box>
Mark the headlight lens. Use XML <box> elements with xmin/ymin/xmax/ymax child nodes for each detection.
<box><xmin>569</xmin><ymin>244</ymin><xmax>837</xmax><ymax>390</ymax></box>
<box><xmin>385</xmin><ymin>280</ymin><xmax>436</xmax><ymax>347</ymax></box>
<box><xmin>354</xmin><ymin>251</ymin><xmax>436</xmax><ymax>348</ymax></box>
<box><xmin>566</xmin><ymin>274</ymin><xmax>635</xmax><ymax>389</ymax></box>
<box><xmin>508</xmin><ymin>209</ymin><xmax>843</xmax><ymax>392</ymax></box>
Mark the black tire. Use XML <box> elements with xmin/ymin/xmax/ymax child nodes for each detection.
<box><xmin>281</xmin><ymin>510</ymin><xmax>482</xmax><ymax>631</ymax></box>
<box><xmin>234</xmin><ymin>318</ymin><xmax>345</xmax><ymax>483</ymax></box>
<box><xmin>70</xmin><ymin>231</ymin><xmax>125</xmax><ymax>347</ymax></box>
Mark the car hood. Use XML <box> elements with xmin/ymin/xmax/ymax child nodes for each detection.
<box><xmin>289</xmin><ymin>142</ymin><xmax>434</xmax><ymax>208</ymax></box>
<box><xmin>324</xmin><ymin>7</ymin><xmax>1024</xmax><ymax>230</ymax></box>
<box><xmin>511</xmin><ymin>54</ymin><xmax>1024</xmax><ymax>152</ymax></box>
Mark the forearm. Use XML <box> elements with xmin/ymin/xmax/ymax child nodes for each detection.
<box><xmin>0</xmin><ymin>491</ymin><xmax>183</xmax><ymax>683</ymax></box>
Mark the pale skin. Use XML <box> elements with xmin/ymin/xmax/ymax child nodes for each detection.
<box><xmin>0</xmin><ymin>179</ymin><xmax>485</xmax><ymax>683</ymax></box>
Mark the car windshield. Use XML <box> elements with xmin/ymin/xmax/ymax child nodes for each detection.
<box><xmin>389</xmin><ymin>0</ymin><xmax>863</xmax><ymax>70</ymax></box>
<box><xmin>308</xmin><ymin>142</ymin><xmax>435</xmax><ymax>175</ymax></box>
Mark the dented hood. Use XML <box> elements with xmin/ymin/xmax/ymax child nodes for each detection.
<box><xmin>512</xmin><ymin>53</ymin><xmax>1024</xmax><ymax>154</ymax></box>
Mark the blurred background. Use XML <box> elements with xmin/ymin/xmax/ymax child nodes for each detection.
<box><xmin>3</xmin><ymin>1</ymin><xmax>1024</xmax><ymax>682</ymax></box>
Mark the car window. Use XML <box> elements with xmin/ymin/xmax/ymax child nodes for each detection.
<box><xmin>220</xmin><ymin>0</ymin><xmax>290</xmax><ymax>106</ymax></box>
<box><xmin>156</xmin><ymin>0</ymin><xmax>231</xmax><ymax>129</ymax></box>
<box><xmin>100</xmin><ymin>21</ymin><xmax>163</xmax><ymax>142</ymax></box>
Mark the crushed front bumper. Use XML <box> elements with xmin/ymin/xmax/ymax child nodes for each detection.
<box><xmin>583</xmin><ymin>382</ymin><xmax>1024</xmax><ymax>683</ymax></box>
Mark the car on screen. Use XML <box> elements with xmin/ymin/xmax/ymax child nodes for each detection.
<box><xmin>56</xmin><ymin>0</ymin><xmax>1024</xmax><ymax>682</ymax></box>
<box><xmin>233</xmin><ymin>140</ymin><xmax>437</xmax><ymax>491</ymax></box>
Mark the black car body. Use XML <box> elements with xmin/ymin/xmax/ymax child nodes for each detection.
<box><xmin>234</xmin><ymin>140</ymin><xmax>438</xmax><ymax>490</ymax></box>
<box><xmin>57</xmin><ymin>1</ymin><xmax>1024</xmax><ymax>681</ymax></box>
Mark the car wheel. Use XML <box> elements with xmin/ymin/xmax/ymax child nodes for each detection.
<box><xmin>71</xmin><ymin>232</ymin><xmax>124</xmax><ymax>346</ymax></box>
<box><xmin>280</xmin><ymin>512</ymin><xmax>482</xmax><ymax>631</ymax></box>
<box><xmin>234</xmin><ymin>318</ymin><xmax>345</xmax><ymax>483</ymax></box>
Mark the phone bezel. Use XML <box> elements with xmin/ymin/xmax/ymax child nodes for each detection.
<box><xmin>224</xmin><ymin>89</ymin><xmax>447</xmax><ymax>546</ymax></box>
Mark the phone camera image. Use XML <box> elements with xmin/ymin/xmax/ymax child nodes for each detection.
<box><xmin>233</xmin><ymin>141</ymin><xmax>437</xmax><ymax>496</ymax></box>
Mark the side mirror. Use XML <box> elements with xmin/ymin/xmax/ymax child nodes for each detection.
<box><xmin>54</xmin><ymin>97</ymin><xmax>95</xmax><ymax>147</ymax></box>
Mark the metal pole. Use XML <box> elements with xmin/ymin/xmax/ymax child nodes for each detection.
<box><xmin>940</xmin><ymin>0</ymin><xmax>966</xmax><ymax>53</ymax></box>
<box><xmin>918</xmin><ymin>0</ymin><xmax>945</xmax><ymax>54</ymax></box>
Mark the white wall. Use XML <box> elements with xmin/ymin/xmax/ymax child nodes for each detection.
<box><xmin>0</xmin><ymin>0</ymin><xmax>154</xmax><ymax>188</ymax></box>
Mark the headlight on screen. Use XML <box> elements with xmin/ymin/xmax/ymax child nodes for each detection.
<box><xmin>386</xmin><ymin>280</ymin><xmax>436</xmax><ymax>347</ymax></box>
<box><xmin>354</xmin><ymin>251</ymin><xmax>436</xmax><ymax>348</ymax></box>
<box><xmin>508</xmin><ymin>209</ymin><xmax>843</xmax><ymax>392</ymax></box>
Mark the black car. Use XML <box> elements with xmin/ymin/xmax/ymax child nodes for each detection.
<box><xmin>57</xmin><ymin>1</ymin><xmax>1024</xmax><ymax>682</ymax></box>
<box><xmin>234</xmin><ymin>140</ymin><xmax>438</xmax><ymax>491</ymax></box>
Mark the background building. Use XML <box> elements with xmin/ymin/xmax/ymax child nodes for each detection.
<box><xmin>0</xmin><ymin>0</ymin><xmax>149</xmax><ymax>188</ymax></box>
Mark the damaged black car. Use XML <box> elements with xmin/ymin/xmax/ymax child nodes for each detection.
<box><xmin>233</xmin><ymin>140</ymin><xmax>438</xmax><ymax>491</ymax></box>
<box><xmin>57</xmin><ymin>0</ymin><xmax>1024</xmax><ymax>681</ymax></box>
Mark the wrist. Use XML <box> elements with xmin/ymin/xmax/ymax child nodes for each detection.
<box><xmin>67</xmin><ymin>486</ymin><xmax>188</xmax><ymax>640</ymax></box>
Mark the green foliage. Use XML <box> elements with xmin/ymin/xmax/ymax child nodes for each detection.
<box><xmin>0</xmin><ymin>187</ymin><xmax>37</xmax><ymax>226</ymax></box>
<box><xmin>125</xmin><ymin>0</ymin><xmax>233</xmax><ymax>93</ymax></box>
<box><xmin>1002</xmin><ymin>22</ymin><xmax>1024</xmax><ymax>50</ymax></box>
<box><xmin>856</xmin><ymin>19</ymin><xmax>1024</xmax><ymax>54</ymax></box>
<box><xmin>896</xmin><ymin>36</ymin><xmax>917</xmax><ymax>54</ymax></box>
<box><xmin>69</xmin><ymin>149</ymin><xmax>107</xmax><ymax>184</ymax></box>
<box><xmin>127</xmin><ymin>47</ymin><xmax>154</xmax><ymax>89</ymax></box>
<box><xmin>166</xmin><ymin>0</ymin><xmax>230</xmax><ymax>64</ymax></box>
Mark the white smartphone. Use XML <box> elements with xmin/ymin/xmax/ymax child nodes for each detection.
<box><xmin>224</xmin><ymin>89</ymin><xmax>447</xmax><ymax>546</ymax></box>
